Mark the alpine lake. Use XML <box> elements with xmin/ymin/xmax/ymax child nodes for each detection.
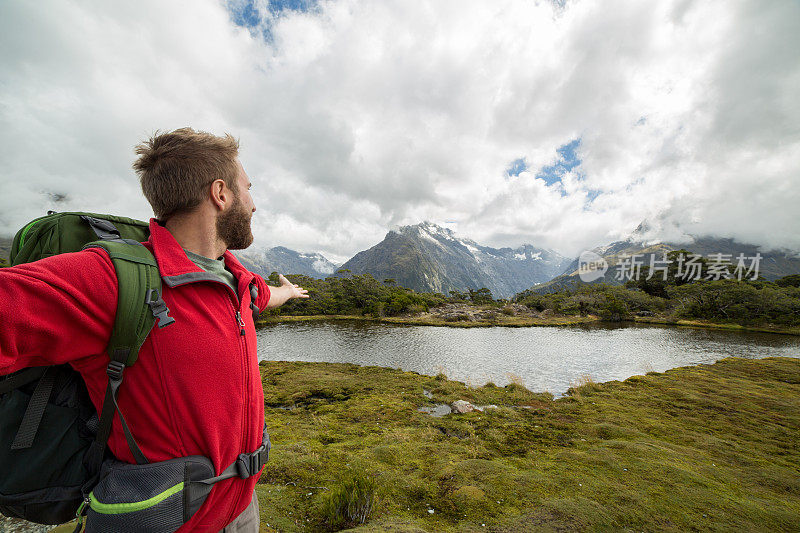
<box><xmin>256</xmin><ymin>320</ymin><xmax>800</xmax><ymax>396</ymax></box>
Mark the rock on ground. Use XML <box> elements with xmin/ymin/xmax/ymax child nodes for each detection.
<box><xmin>451</xmin><ymin>400</ymin><xmax>476</xmax><ymax>413</ymax></box>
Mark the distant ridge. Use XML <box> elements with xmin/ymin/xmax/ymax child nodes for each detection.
<box><xmin>234</xmin><ymin>246</ymin><xmax>339</xmax><ymax>279</ymax></box>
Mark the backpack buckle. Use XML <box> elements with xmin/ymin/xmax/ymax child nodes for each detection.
<box><xmin>80</xmin><ymin>215</ymin><xmax>121</xmax><ymax>241</ymax></box>
<box><xmin>106</xmin><ymin>361</ymin><xmax>125</xmax><ymax>381</ymax></box>
<box><xmin>235</xmin><ymin>447</ymin><xmax>267</xmax><ymax>479</ymax></box>
<box><xmin>146</xmin><ymin>289</ymin><xmax>175</xmax><ymax>328</ymax></box>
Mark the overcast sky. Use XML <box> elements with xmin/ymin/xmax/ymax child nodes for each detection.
<box><xmin>1</xmin><ymin>0</ymin><xmax>798</xmax><ymax>263</ymax></box>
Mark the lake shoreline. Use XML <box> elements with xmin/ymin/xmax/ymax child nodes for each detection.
<box><xmin>256</xmin><ymin>313</ymin><xmax>800</xmax><ymax>336</ymax></box>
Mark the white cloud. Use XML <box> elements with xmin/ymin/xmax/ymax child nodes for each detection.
<box><xmin>1</xmin><ymin>0</ymin><xmax>798</xmax><ymax>262</ymax></box>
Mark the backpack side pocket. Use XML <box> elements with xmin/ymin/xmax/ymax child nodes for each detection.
<box><xmin>85</xmin><ymin>455</ymin><xmax>214</xmax><ymax>533</ymax></box>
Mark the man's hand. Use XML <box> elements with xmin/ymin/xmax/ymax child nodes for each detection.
<box><xmin>264</xmin><ymin>274</ymin><xmax>309</xmax><ymax>310</ymax></box>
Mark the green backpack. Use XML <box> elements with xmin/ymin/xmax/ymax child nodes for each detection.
<box><xmin>0</xmin><ymin>212</ymin><xmax>175</xmax><ymax>524</ymax></box>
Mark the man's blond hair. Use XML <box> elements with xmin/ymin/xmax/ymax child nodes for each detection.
<box><xmin>133</xmin><ymin>128</ymin><xmax>240</xmax><ymax>220</ymax></box>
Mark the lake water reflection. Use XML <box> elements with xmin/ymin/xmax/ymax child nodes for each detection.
<box><xmin>256</xmin><ymin>320</ymin><xmax>800</xmax><ymax>396</ymax></box>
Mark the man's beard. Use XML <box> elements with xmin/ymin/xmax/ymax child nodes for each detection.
<box><xmin>216</xmin><ymin>195</ymin><xmax>253</xmax><ymax>250</ymax></box>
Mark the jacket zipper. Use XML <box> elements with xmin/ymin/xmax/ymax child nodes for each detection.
<box><xmin>225</xmin><ymin>290</ymin><xmax>251</xmax><ymax>526</ymax></box>
<box><xmin>162</xmin><ymin>274</ymin><xmax>254</xmax><ymax>527</ymax></box>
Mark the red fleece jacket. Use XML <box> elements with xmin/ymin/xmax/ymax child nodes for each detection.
<box><xmin>0</xmin><ymin>219</ymin><xmax>271</xmax><ymax>532</ymax></box>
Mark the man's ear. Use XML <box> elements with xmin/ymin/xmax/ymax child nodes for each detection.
<box><xmin>210</xmin><ymin>179</ymin><xmax>229</xmax><ymax>211</ymax></box>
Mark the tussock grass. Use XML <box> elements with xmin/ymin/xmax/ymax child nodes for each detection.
<box><xmin>320</xmin><ymin>467</ymin><xmax>376</xmax><ymax>530</ymax></box>
<box><xmin>504</xmin><ymin>372</ymin><xmax>526</xmax><ymax>387</ymax></box>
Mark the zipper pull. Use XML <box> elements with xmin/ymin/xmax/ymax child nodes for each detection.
<box><xmin>236</xmin><ymin>311</ymin><xmax>245</xmax><ymax>336</ymax></box>
<box><xmin>72</xmin><ymin>496</ymin><xmax>90</xmax><ymax>532</ymax></box>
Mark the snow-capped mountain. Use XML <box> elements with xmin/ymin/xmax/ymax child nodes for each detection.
<box><xmin>338</xmin><ymin>222</ymin><xmax>571</xmax><ymax>298</ymax></box>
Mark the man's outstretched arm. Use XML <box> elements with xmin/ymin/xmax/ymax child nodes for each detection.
<box><xmin>0</xmin><ymin>250</ymin><xmax>118</xmax><ymax>374</ymax></box>
<box><xmin>264</xmin><ymin>274</ymin><xmax>309</xmax><ymax>310</ymax></box>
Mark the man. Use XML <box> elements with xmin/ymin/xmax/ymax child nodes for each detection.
<box><xmin>0</xmin><ymin>128</ymin><xmax>308</xmax><ymax>532</ymax></box>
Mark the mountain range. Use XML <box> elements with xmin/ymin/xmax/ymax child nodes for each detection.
<box><xmin>337</xmin><ymin>222</ymin><xmax>572</xmax><ymax>298</ymax></box>
<box><xmin>3</xmin><ymin>222</ymin><xmax>799</xmax><ymax>299</ymax></box>
<box><xmin>533</xmin><ymin>224</ymin><xmax>800</xmax><ymax>293</ymax></box>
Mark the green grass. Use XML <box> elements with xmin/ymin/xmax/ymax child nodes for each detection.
<box><xmin>255</xmin><ymin>357</ymin><xmax>800</xmax><ymax>532</ymax></box>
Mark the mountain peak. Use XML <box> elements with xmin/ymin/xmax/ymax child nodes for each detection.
<box><xmin>629</xmin><ymin>220</ymin><xmax>650</xmax><ymax>240</ymax></box>
<box><xmin>397</xmin><ymin>221</ymin><xmax>457</xmax><ymax>239</ymax></box>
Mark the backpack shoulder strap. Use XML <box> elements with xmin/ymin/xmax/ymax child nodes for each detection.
<box><xmin>249</xmin><ymin>281</ymin><xmax>260</xmax><ymax>322</ymax></box>
<box><xmin>84</xmin><ymin>239</ymin><xmax>174</xmax><ymax>366</ymax></box>
<box><xmin>82</xmin><ymin>238</ymin><xmax>174</xmax><ymax>470</ymax></box>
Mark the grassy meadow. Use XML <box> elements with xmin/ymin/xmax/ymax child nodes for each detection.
<box><xmin>251</xmin><ymin>357</ymin><xmax>800</xmax><ymax>532</ymax></box>
<box><xmin>27</xmin><ymin>356</ymin><xmax>800</xmax><ymax>533</ymax></box>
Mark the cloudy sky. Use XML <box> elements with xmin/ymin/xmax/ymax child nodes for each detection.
<box><xmin>1</xmin><ymin>0</ymin><xmax>798</xmax><ymax>263</ymax></box>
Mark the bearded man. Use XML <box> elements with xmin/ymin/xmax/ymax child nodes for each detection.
<box><xmin>0</xmin><ymin>128</ymin><xmax>308</xmax><ymax>532</ymax></box>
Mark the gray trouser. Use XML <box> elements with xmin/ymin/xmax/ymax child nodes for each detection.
<box><xmin>219</xmin><ymin>492</ymin><xmax>260</xmax><ymax>533</ymax></box>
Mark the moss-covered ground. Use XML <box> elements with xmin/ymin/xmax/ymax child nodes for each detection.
<box><xmin>254</xmin><ymin>357</ymin><xmax>800</xmax><ymax>532</ymax></box>
<box><xmin>32</xmin><ymin>357</ymin><xmax>800</xmax><ymax>532</ymax></box>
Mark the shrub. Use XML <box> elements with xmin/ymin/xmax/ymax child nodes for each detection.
<box><xmin>407</xmin><ymin>304</ymin><xmax>427</xmax><ymax>315</ymax></box>
<box><xmin>667</xmin><ymin>280</ymin><xmax>800</xmax><ymax>325</ymax></box>
<box><xmin>363</xmin><ymin>300</ymin><xmax>385</xmax><ymax>317</ymax></box>
<box><xmin>599</xmin><ymin>295</ymin><xmax>627</xmax><ymax>321</ymax></box>
<box><xmin>776</xmin><ymin>274</ymin><xmax>800</xmax><ymax>288</ymax></box>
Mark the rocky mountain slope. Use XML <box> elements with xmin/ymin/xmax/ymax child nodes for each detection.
<box><xmin>234</xmin><ymin>246</ymin><xmax>339</xmax><ymax>279</ymax></box>
<box><xmin>338</xmin><ymin>222</ymin><xmax>571</xmax><ymax>298</ymax></box>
